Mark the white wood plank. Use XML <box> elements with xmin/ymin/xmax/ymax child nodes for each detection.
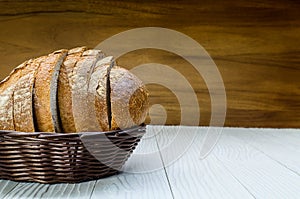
<box><xmin>0</xmin><ymin>180</ymin><xmax>19</xmax><ymax>198</ymax></box>
<box><xmin>230</xmin><ymin>128</ymin><xmax>300</xmax><ymax>175</ymax></box>
<box><xmin>3</xmin><ymin>182</ymin><xmax>50</xmax><ymax>199</ymax></box>
<box><xmin>212</xmin><ymin>127</ymin><xmax>300</xmax><ymax>199</ymax></box>
<box><xmin>154</xmin><ymin>126</ymin><xmax>254</xmax><ymax>199</ymax></box>
<box><xmin>90</xmin><ymin>126</ymin><xmax>173</xmax><ymax>199</ymax></box>
<box><xmin>3</xmin><ymin>181</ymin><xmax>96</xmax><ymax>199</ymax></box>
<box><xmin>41</xmin><ymin>181</ymin><xmax>96</xmax><ymax>199</ymax></box>
<box><xmin>248</xmin><ymin>128</ymin><xmax>300</xmax><ymax>153</ymax></box>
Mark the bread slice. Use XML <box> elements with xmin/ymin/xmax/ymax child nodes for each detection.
<box><xmin>58</xmin><ymin>46</ymin><xmax>87</xmax><ymax>133</ymax></box>
<box><xmin>0</xmin><ymin>61</ymin><xmax>28</xmax><ymax>131</ymax></box>
<box><xmin>13</xmin><ymin>57</ymin><xmax>45</xmax><ymax>132</ymax></box>
<box><xmin>34</xmin><ymin>49</ymin><xmax>68</xmax><ymax>132</ymax></box>
<box><xmin>109</xmin><ymin>67</ymin><xmax>149</xmax><ymax>130</ymax></box>
<box><xmin>13</xmin><ymin>74</ymin><xmax>36</xmax><ymax>132</ymax></box>
<box><xmin>70</xmin><ymin>49</ymin><xmax>105</xmax><ymax>132</ymax></box>
<box><xmin>89</xmin><ymin>56</ymin><xmax>115</xmax><ymax>131</ymax></box>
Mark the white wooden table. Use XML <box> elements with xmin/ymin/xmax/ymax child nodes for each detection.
<box><xmin>1</xmin><ymin>126</ymin><xmax>300</xmax><ymax>199</ymax></box>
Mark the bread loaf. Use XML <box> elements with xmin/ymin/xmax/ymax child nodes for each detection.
<box><xmin>0</xmin><ymin>47</ymin><xmax>149</xmax><ymax>133</ymax></box>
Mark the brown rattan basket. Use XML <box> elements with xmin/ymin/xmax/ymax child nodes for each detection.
<box><xmin>0</xmin><ymin>125</ymin><xmax>145</xmax><ymax>184</ymax></box>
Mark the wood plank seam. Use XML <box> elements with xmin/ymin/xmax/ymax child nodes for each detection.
<box><xmin>154</xmin><ymin>134</ymin><xmax>175</xmax><ymax>199</ymax></box>
<box><xmin>89</xmin><ymin>126</ymin><xmax>173</xmax><ymax>199</ymax></box>
<box><xmin>233</xmin><ymin>132</ymin><xmax>300</xmax><ymax>177</ymax></box>
<box><xmin>153</xmin><ymin>127</ymin><xmax>258</xmax><ymax>198</ymax></box>
<box><xmin>32</xmin><ymin>184</ymin><xmax>50</xmax><ymax>198</ymax></box>
<box><xmin>39</xmin><ymin>185</ymin><xmax>51</xmax><ymax>198</ymax></box>
<box><xmin>212</xmin><ymin>154</ymin><xmax>257</xmax><ymax>199</ymax></box>
<box><xmin>212</xmin><ymin>132</ymin><xmax>299</xmax><ymax>198</ymax></box>
<box><xmin>89</xmin><ymin>182</ymin><xmax>97</xmax><ymax>199</ymax></box>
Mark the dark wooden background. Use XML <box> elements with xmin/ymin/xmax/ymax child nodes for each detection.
<box><xmin>0</xmin><ymin>0</ymin><xmax>299</xmax><ymax>128</ymax></box>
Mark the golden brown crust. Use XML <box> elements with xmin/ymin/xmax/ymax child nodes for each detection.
<box><xmin>109</xmin><ymin>67</ymin><xmax>149</xmax><ymax>130</ymax></box>
<box><xmin>13</xmin><ymin>73</ymin><xmax>35</xmax><ymax>132</ymax></box>
<box><xmin>0</xmin><ymin>86</ymin><xmax>14</xmax><ymax>130</ymax></box>
<box><xmin>58</xmin><ymin>47</ymin><xmax>87</xmax><ymax>133</ymax></box>
<box><xmin>129</xmin><ymin>85</ymin><xmax>149</xmax><ymax>126</ymax></box>
<box><xmin>34</xmin><ymin>49</ymin><xmax>68</xmax><ymax>132</ymax></box>
<box><xmin>0</xmin><ymin>60</ymin><xmax>32</xmax><ymax>131</ymax></box>
<box><xmin>0</xmin><ymin>67</ymin><xmax>22</xmax><ymax>130</ymax></box>
<box><xmin>13</xmin><ymin>58</ymin><xmax>43</xmax><ymax>132</ymax></box>
<box><xmin>0</xmin><ymin>57</ymin><xmax>43</xmax><ymax>132</ymax></box>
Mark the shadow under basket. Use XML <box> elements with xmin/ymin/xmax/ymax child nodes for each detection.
<box><xmin>0</xmin><ymin>125</ymin><xmax>145</xmax><ymax>184</ymax></box>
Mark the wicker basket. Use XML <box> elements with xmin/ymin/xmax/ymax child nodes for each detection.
<box><xmin>0</xmin><ymin>125</ymin><xmax>145</xmax><ymax>184</ymax></box>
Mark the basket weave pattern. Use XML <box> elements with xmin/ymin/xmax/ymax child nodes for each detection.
<box><xmin>0</xmin><ymin>126</ymin><xmax>145</xmax><ymax>184</ymax></box>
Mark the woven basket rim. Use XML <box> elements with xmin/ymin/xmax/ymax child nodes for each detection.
<box><xmin>0</xmin><ymin>124</ymin><xmax>146</xmax><ymax>138</ymax></box>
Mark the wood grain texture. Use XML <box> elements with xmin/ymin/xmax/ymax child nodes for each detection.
<box><xmin>0</xmin><ymin>180</ymin><xmax>18</xmax><ymax>198</ymax></box>
<box><xmin>234</xmin><ymin>128</ymin><xmax>300</xmax><ymax>175</ymax></box>
<box><xmin>153</xmin><ymin>126</ymin><xmax>254</xmax><ymax>198</ymax></box>
<box><xmin>0</xmin><ymin>0</ymin><xmax>299</xmax><ymax>128</ymax></box>
<box><xmin>2</xmin><ymin>181</ymin><xmax>96</xmax><ymax>199</ymax></box>
<box><xmin>213</xmin><ymin>127</ymin><xmax>300</xmax><ymax>198</ymax></box>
